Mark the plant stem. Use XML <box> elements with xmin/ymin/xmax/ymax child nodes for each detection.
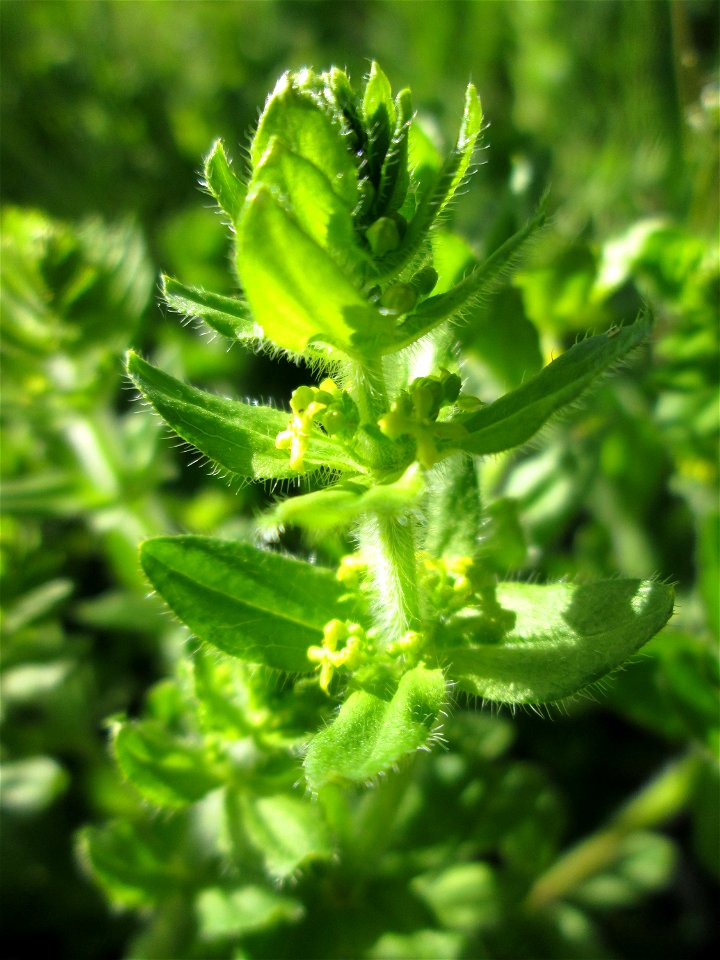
<box><xmin>352</xmin><ymin>355</ymin><xmax>420</xmax><ymax>645</ymax></box>
<box><xmin>347</xmin><ymin>356</ymin><xmax>388</xmax><ymax>424</ymax></box>
<box><xmin>524</xmin><ymin>751</ymin><xmax>700</xmax><ymax>911</ymax></box>
<box><xmin>358</xmin><ymin>513</ymin><xmax>420</xmax><ymax>645</ymax></box>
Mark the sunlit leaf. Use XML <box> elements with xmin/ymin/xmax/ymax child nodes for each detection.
<box><xmin>127</xmin><ymin>351</ymin><xmax>358</xmax><ymax>479</ymax></box>
<box><xmin>446</xmin><ymin>579</ymin><xmax>674</xmax><ymax>704</ymax></box>
<box><xmin>304</xmin><ymin>665</ymin><xmax>446</xmax><ymax>790</ymax></box>
<box><xmin>571</xmin><ymin>832</ymin><xmax>676</xmax><ymax>910</ymax></box>
<box><xmin>362</xmin><ymin>61</ymin><xmax>395</xmax><ymax>187</ymax></box>
<box><xmin>162</xmin><ymin>276</ymin><xmax>257</xmax><ymax>342</ymax></box>
<box><xmin>269</xmin><ymin>465</ymin><xmax>423</xmax><ymax>533</ymax></box>
<box><xmin>389</xmin><ymin>208</ymin><xmax>546</xmax><ymax>351</ymax></box>
<box><xmin>140</xmin><ymin>536</ymin><xmax>348</xmax><ymax>673</ymax></box>
<box><xmin>237</xmin><ymin>187</ymin><xmax>381</xmax><ymax>355</ymax></box>
<box><xmin>376</xmin><ymin>88</ymin><xmax>412</xmax><ymax>217</ymax></box>
<box><xmin>251</xmin><ymin>72</ymin><xmax>358</xmax><ymax>207</ymax></box>
<box><xmin>203</xmin><ymin>139</ymin><xmax>247</xmax><ymax>224</ymax></box>
<box><xmin>250</xmin><ymin>138</ymin><xmax>365</xmax><ymax>278</ymax></box>
<box><xmin>411</xmin><ymin>862</ymin><xmax>499</xmax><ymax>933</ymax></box>
<box><xmin>0</xmin><ymin>756</ymin><xmax>68</xmax><ymax>813</ymax></box>
<box><xmin>452</xmin><ymin>314</ymin><xmax>652</xmax><ymax>456</ymax></box>
<box><xmin>383</xmin><ymin>83</ymin><xmax>482</xmax><ymax>276</ymax></box>
<box><xmin>367</xmin><ymin>930</ymin><xmax>465</xmax><ymax>960</ymax></box>
<box><xmin>423</xmin><ymin>456</ymin><xmax>482</xmax><ymax>560</ymax></box>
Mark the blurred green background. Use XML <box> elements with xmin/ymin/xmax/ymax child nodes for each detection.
<box><xmin>1</xmin><ymin>2</ymin><xmax>718</xmax><ymax>959</ymax></box>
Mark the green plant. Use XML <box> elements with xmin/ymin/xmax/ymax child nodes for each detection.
<box><xmin>79</xmin><ymin>65</ymin><xmax>681</xmax><ymax>957</ymax></box>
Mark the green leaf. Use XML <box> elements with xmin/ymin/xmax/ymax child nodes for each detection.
<box><xmin>453</xmin><ymin>315</ymin><xmax>652</xmax><ymax>456</ymax></box>
<box><xmin>240</xmin><ymin>793</ymin><xmax>333</xmax><ymax>880</ymax></box>
<box><xmin>388</xmin><ymin>208</ymin><xmax>546</xmax><ymax>351</ymax></box>
<box><xmin>383</xmin><ymin>83</ymin><xmax>482</xmax><ymax>277</ymax></box>
<box><xmin>126</xmin><ymin>351</ymin><xmax>357</xmax><ymax>479</ymax></box>
<box><xmin>450</xmin><ymin>81</ymin><xmax>484</xmax><ymax>209</ymax></box>
<box><xmin>446</xmin><ymin>579</ymin><xmax>674</xmax><ymax>704</ymax></box>
<box><xmin>268</xmin><ymin>465</ymin><xmax>424</xmax><ymax>533</ymax></box>
<box><xmin>196</xmin><ymin>885</ymin><xmax>303</xmax><ymax>941</ymax></box>
<box><xmin>140</xmin><ymin>536</ymin><xmax>348</xmax><ymax>673</ymax></box>
<box><xmin>192</xmin><ymin>648</ymin><xmax>251</xmax><ymax>737</ymax></box>
<box><xmin>411</xmin><ymin>862</ymin><xmax>499</xmax><ymax>933</ymax></box>
<box><xmin>250</xmin><ymin>138</ymin><xmax>365</xmax><ymax>279</ymax></box>
<box><xmin>162</xmin><ymin>276</ymin><xmax>257</xmax><ymax>342</ymax></box>
<box><xmin>304</xmin><ymin>665</ymin><xmax>446</xmax><ymax>791</ymax></box>
<box><xmin>78</xmin><ymin>817</ymin><xmax>189</xmax><ymax>909</ymax></box>
<box><xmin>113</xmin><ymin>719</ymin><xmax>224</xmax><ymax>808</ymax></box>
<box><xmin>203</xmin><ymin>139</ymin><xmax>247</xmax><ymax>224</ymax></box>
<box><xmin>362</xmin><ymin>61</ymin><xmax>395</xmax><ymax>186</ymax></box>
<box><xmin>237</xmin><ymin>187</ymin><xmax>381</xmax><ymax>356</ymax></box>
<box><xmin>376</xmin><ymin>88</ymin><xmax>412</xmax><ymax>217</ymax></box>
<box><xmin>251</xmin><ymin>72</ymin><xmax>358</xmax><ymax>208</ymax></box>
<box><xmin>0</xmin><ymin>209</ymin><xmax>152</xmax><ymax>362</ymax></box>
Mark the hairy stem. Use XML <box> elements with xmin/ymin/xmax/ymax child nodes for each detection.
<box><xmin>352</xmin><ymin>356</ymin><xmax>420</xmax><ymax>645</ymax></box>
<box><xmin>358</xmin><ymin>512</ymin><xmax>420</xmax><ymax>645</ymax></box>
<box><xmin>345</xmin><ymin>355</ymin><xmax>388</xmax><ymax>424</ymax></box>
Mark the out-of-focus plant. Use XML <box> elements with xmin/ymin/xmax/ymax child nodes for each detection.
<box><xmin>0</xmin><ymin>207</ymin><xmax>170</xmax><ymax>957</ymax></box>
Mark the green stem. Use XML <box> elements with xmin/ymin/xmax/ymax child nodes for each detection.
<box><xmin>524</xmin><ymin>751</ymin><xmax>700</xmax><ymax>911</ymax></box>
<box><xmin>352</xmin><ymin>355</ymin><xmax>420</xmax><ymax>645</ymax></box>
<box><xmin>348</xmin><ymin>355</ymin><xmax>388</xmax><ymax>424</ymax></box>
<box><xmin>358</xmin><ymin>513</ymin><xmax>420</xmax><ymax>645</ymax></box>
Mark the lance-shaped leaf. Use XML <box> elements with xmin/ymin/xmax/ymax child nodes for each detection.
<box><xmin>304</xmin><ymin>665</ymin><xmax>446</xmax><ymax>791</ymax></box>
<box><xmin>386</xmin><ymin>208</ymin><xmax>546</xmax><ymax>352</ymax></box>
<box><xmin>240</xmin><ymin>793</ymin><xmax>333</xmax><ymax>880</ymax></box>
<box><xmin>112</xmin><ymin>719</ymin><xmax>225</xmax><ymax>809</ymax></box>
<box><xmin>203</xmin><ymin>139</ymin><xmax>246</xmax><ymax>224</ymax></box>
<box><xmin>362</xmin><ymin>61</ymin><xmax>395</xmax><ymax>186</ymax></box>
<box><xmin>237</xmin><ymin>187</ymin><xmax>382</xmax><ymax>355</ymax></box>
<box><xmin>268</xmin><ymin>465</ymin><xmax>424</xmax><ymax>533</ymax></box>
<box><xmin>140</xmin><ymin>536</ymin><xmax>348</xmax><ymax>673</ymax></box>
<box><xmin>127</xmin><ymin>351</ymin><xmax>358</xmax><ymax>479</ymax></box>
<box><xmin>162</xmin><ymin>276</ymin><xmax>259</xmax><ymax>343</ymax></box>
<box><xmin>446</xmin><ymin>579</ymin><xmax>674</xmax><ymax>704</ymax></box>
<box><xmin>250</xmin><ymin>138</ymin><xmax>365</xmax><ymax>278</ymax></box>
<box><xmin>450</xmin><ymin>315</ymin><xmax>651</xmax><ymax>456</ymax></box>
<box><xmin>251</xmin><ymin>73</ymin><xmax>358</xmax><ymax>208</ymax></box>
<box><xmin>382</xmin><ymin>83</ymin><xmax>482</xmax><ymax>277</ymax></box>
<box><xmin>375</xmin><ymin>88</ymin><xmax>412</xmax><ymax>217</ymax></box>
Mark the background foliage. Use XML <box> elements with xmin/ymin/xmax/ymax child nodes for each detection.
<box><xmin>1</xmin><ymin>2</ymin><xmax>717</xmax><ymax>959</ymax></box>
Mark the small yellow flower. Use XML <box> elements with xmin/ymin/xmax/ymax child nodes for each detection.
<box><xmin>307</xmin><ymin>619</ymin><xmax>368</xmax><ymax>693</ymax></box>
